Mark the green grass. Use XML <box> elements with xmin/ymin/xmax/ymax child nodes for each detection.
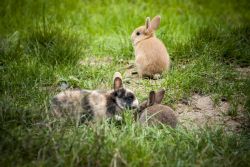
<box><xmin>0</xmin><ymin>0</ymin><xmax>250</xmax><ymax>166</ymax></box>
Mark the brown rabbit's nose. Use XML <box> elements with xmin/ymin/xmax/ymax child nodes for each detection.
<box><xmin>130</xmin><ymin>34</ymin><xmax>135</xmax><ymax>41</ymax></box>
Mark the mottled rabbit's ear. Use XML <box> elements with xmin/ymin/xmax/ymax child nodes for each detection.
<box><xmin>113</xmin><ymin>72</ymin><xmax>123</xmax><ymax>91</ymax></box>
<box><xmin>155</xmin><ymin>89</ymin><xmax>165</xmax><ymax>104</ymax></box>
<box><xmin>150</xmin><ymin>15</ymin><xmax>161</xmax><ymax>30</ymax></box>
<box><xmin>147</xmin><ymin>91</ymin><xmax>156</xmax><ymax>106</ymax></box>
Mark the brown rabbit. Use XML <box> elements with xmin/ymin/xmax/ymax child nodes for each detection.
<box><xmin>136</xmin><ymin>89</ymin><xmax>177</xmax><ymax>128</ymax></box>
<box><xmin>131</xmin><ymin>16</ymin><xmax>170</xmax><ymax>78</ymax></box>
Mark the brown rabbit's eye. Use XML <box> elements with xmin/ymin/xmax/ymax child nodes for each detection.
<box><xmin>136</xmin><ymin>32</ymin><xmax>140</xmax><ymax>36</ymax></box>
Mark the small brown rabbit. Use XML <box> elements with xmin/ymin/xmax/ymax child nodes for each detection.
<box><xmin>136</xmin><ymin>89</ymin><xmax>177</xmax><ymax>128</ymax></box>
<box><xmin>131</xmin><ymin>16</ymin><xmax>170</xmax><ymax>78</ymax></box>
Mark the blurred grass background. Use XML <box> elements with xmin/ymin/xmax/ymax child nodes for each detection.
<box><xmin>0</xmin><ymin>0</ymin><xmax>250</xmax><ymax>166</ymax></box>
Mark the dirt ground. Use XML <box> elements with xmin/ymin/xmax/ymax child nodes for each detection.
<box><xmin>175</xmin><ymin>94</ymin><xmax>247</xmax><ymax>131</ymax></box>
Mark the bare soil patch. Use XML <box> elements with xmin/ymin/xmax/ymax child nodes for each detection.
<box><xmin>175</xmin><ymin>94</ymin><xmax>247</xmax><ymax>131</ymax></box>
<box><xmin>125</xmin><ymin>65</ymin><xmax>249</xmax><ymax>131</ymax></box>
<box><xmin>235</xmin><ymin>67</ymin><xmax>250</xmax><ymax>79</ymax></box>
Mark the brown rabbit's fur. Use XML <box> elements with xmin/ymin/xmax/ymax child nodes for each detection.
<box><xmin>131</xmin><ymin>16</ymin><xmax>170</xmax><ymax>78</ymax></box>
<box><xmin>136</xmin><ymin>89</ymin><xmax>177</xmax><ymax>128</ymax></box>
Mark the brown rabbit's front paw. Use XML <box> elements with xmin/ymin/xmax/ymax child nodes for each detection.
<box><xmin>153</xmin><ymin>74</ymin><xmax>162</xmax><ymax>80</ymax></box>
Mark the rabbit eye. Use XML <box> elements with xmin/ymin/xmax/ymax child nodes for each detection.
<box><xmin>127</xmin><ymin>97</ymin><xmax>133</xmax><ymax>101</ymax></box>
<box><xmin>136</xmin><ymin>32</ymin><xmax>140</xmax><ymax>36</ymax></box>
<box><xmin>125</xmin><ymin>93</ymin><xmax>134</xmax><ymax>103</ymax></box>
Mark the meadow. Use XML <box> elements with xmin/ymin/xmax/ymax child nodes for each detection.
<box><xmin>0</xmin><ymin>0</ymin><xmax>250</xmax><ymax>166</ymax></box>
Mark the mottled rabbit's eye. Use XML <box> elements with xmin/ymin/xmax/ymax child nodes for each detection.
<box><xmin>125</xmin><ymin>94</ymin><xmax>134</xmax><ymax>102</ymax></box>
<box><xmin>136</xmin><ymin>32</ymin><xmax>140</xmax><ymax>36</ymax></box>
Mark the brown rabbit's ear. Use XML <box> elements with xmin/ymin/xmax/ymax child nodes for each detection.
<box><xmin>147</xmin><ymin>91</ymin><xmax>156</xmax><ymax>106</ymax></box>
<box><xmin>145</xmin><ymin>17</ymin><xmax>151</xmax><ymax>33</ymax></box>
<box><xmin>151</xmin><ymin>15</ymin><xmax>161</xmax><ymax>30</ymax></box>
<box><xmin>155</xmin><ymin>89</ymin><xmax>165</xmax><ymax>104</ymax></box>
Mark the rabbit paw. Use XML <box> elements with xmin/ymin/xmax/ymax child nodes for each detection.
<box><xmin>114</xmin><ymin>115</ymin><xmax>123</xmax><ymax>121</ymax></box>
<box><xmin>153</xmin><ymin>74</ymin><xmax>161</xmax><ymax>80</ymax></box>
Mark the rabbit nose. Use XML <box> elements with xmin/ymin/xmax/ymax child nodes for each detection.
<box><xmin>130</xmin><ymin>34</ymin><xmax>134</xmax><ymax>41</ymax></box>
<box><xmin>131</xmin><ymin>39</ymin><xmax>136</xmax><ymax>47</ymax></box>
<box><xmin>131</xmin><ymin>99</ymin><xmax>139</xmax><ymax>109</ymax></box>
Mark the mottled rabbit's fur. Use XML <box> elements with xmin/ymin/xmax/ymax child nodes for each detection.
<box><xmin>131</xmin><ymin>16</ymin><xmax>170</xmax><ymax>78</ymax></box>
<box><xmin>136</xmin><ymin>89</ymin><xmax>177</xmax><ymax>128</ymax></box>
<box><xmin>51</xmin><ymin>72</ymin><xmax>139</xmax><ymax>122</ymax></box>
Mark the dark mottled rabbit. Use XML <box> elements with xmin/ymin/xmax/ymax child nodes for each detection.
<box><xmin>51</xmin><ymin>72</ymin><xmax>139</xmax><ymax>121</ymax></box>
<box><xmin>136</xmin><ymin>89</ymin><xmax>177</xmax><ymax>128</ymax></box>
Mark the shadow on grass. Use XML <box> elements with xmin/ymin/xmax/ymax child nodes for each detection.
<box><xmin>26</xmin><ymin>26</ymin><xmax>87</xmax><ymax>66</ymax></box>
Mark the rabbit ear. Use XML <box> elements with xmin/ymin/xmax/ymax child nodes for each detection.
<box><xmin>113</xmin><ymin>72</ymin><xmax>123</xmax><ymax>90</ymax></box>
<box><xmin>147</xmin><ymin>91</ymin><xmax>156</xmax><ymax>106</ymax></box>
<box><xmin>155</xmin><ymin>89</ymin><xmax>165</xmax><ymax>104</ymax></box>
<box><xmin>145</xmin><ymin>17</ymin><xmax>151</xmax><ymax>33</ymax></box>
<box><xmin>113</xmin><ymin>72</ymin><xmax>122</xmax><ymax>81</ymax></box>
<box><xmin>151</xmin><ymin>15</ymin><xmax>161</xmax><ymax>30</ymax></box>
<box><xmin>114</xmin><ymin>77</ymin><xmax>123</xmax><ymax>90</ymax></box>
